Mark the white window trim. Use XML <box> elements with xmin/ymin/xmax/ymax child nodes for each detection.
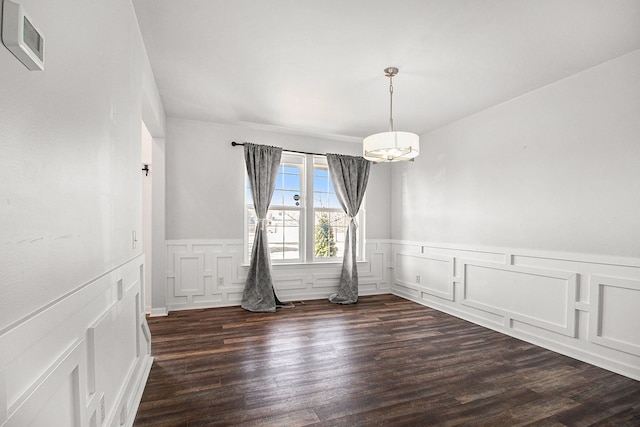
<box><xmin>244</xmin><ymin>152</ymin><xmax>365</xmax><ymax>265</ymax></box>
<box><xmin>310</xmin><ymin>156</ymin><xmax>365</xmax><ymax>263</ymax></box>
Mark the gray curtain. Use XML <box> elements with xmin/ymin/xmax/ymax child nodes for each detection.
<box><xmin>326</xmin><ymin>153</ymin><xmax>371</xmax><ymax>304</ymax></box>
<box><xmin>241</xmin><ymin>143</ymin><xmax>283</xmax><ymax>312</ymax></box>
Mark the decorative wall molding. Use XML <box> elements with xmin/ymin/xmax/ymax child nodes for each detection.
<box><xmin>390</xmin><ymin>241</ymin><xmax>640</xmax><ymax>381</ymax></box>
<box><xmin>460</xmin><ymin>259</ymin><xmax>578</xmax><ymax>337</ymax></box>
<box><xmin>5</xmin><ymin>339</ymin><xmax>86</xmax><ymax>427</ymax></box>
<box><xmin>165</xmin><ymin>239</ymin><xmax>391</xmax><ymax>311</ymax></box>
<box><xmin>0</xmin><ymin>255</ymin><xmax>152</xmax><ymax>427</ymax></box>
<box><xmin>388</xmin><ymin>240</ymin><xmax>640</xmax><ymax>269</ymax></box>
<box><xmin>161</xmin><ymin>238</ymin><xmax>640</xmax><ymax>380</ymax></box>
<box><xmin>395</xmin><ymin>252</ymin><xmax>455</xmax><ymax>301</ymax></box>
<box><xmin>589</xmin><ymin>275</ymin><xmax>640</xmax><ymax>356</ymax></box>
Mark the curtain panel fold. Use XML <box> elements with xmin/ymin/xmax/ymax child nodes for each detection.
<box><xmin>326</xmin><ymin>153</ymin><xmax>371</xmax><ymax>304</ymax></box>
<box><xmin>241</xmin><ymin>143</ymin><xmax>283</xmax><ymax>312</ymax></box>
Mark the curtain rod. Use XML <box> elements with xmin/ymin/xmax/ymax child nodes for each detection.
<box><xmin>231</xmin><ymin>141</ymin><xmax>325</xmax><ymax>157</ymax></box>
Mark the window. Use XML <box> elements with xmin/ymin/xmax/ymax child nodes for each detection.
<box><xmin>245</xmin><ymin>153</ymin><xmax>364</xmax><ymax>263</ymax></box>
<box><xmin>246</xmin><ymin>153</ymin><xmax>304</xmax><ymax>262</ymax></box>
<box><xmin>312</xmin><ymin>157</ymin><xmax>349</xmax><ymax>260</ymax></box>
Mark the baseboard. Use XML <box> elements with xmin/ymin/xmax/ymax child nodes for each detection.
<box><xmin>149</xmin><ymin>308</ymin><xmax>168</xmax><ymax>317</ymax></box>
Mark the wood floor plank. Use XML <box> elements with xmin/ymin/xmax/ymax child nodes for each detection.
<box><xmin>134</xmin><ymin>295</ymin><xmax>640</xmax><ymax>426</ymax></box>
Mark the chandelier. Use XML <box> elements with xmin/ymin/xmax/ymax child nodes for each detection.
<box><xmin>363</xmin><ymin>67</ymin><xmax>420</xmax><ymax>162</ymax></box>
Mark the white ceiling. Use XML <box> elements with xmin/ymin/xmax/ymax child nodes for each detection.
<box><xmin>132</xmin><ymin>0</ymin><xmax>640</xmax><ymax>140</ymax></box>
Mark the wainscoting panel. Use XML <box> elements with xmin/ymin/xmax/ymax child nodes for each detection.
<box><xmin>165</xmin><ymin>240</ymin><xmax>390</xmax><ymax>311</ymax></box>
<box><xmin>5</xmin><ymin>340</ymin><xmax>85</xmax><ymax>427</ymax></box>
<box><xmin>0</xmin><ymin>255</ymin><xmax>152</xmax><ymax>427</ymax></box>
<box><xmin>589</xmin><ymin>275</ymin><xmax>640</xmax><ymax>356</ymax></box>
<box><xmin>461</xmin><ymin>260</ymin><xmax>577</xmax><ymax>336</ymax></box>
<box><xmin>167</xmin><ymin>240</ymin><xmax>245</xmax><ymax>310</ymax></box>
<box><xmin>173</xmin><ymin>252</ymin><xmax>204</xmax><ymax>296</ymax></box>
<box><xmin>390</xmin><ymin>241</ymin><xmax>640</xmax><ymax>381</ymax></box>
<box><xmin>395</xmin><ymin>252</ymin><xmax>454</xmax><ymax>301</ymax></box>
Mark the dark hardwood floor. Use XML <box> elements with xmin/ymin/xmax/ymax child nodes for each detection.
<box><xmin>134</xmin><ymin>295</ymin><xmax>640</xmax><ymax>426</ymax></box>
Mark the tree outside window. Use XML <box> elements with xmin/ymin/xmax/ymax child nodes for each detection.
<box><xmin>314</xmin><ymin>214</ymin><xmax>337</xmax><ymax>257</ymax></box>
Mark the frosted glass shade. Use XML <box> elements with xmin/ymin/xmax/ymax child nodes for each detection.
<box><xmin>363</xmin><ymin>131</ymin><xmax>420</xmax><ymax>162</ymax></box>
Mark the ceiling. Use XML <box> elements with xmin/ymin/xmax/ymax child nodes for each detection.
<box><xmin>132</xmin><ymin>0</ymin><xmax>640</xmax><ymax>140</ymax></box>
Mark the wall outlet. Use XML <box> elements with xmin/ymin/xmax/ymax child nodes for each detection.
<box><xmin>416</xmin><ymin>275</ymin><xmax>420</xmax><ymax>283</ymax></box>
<box><xmin>217</xmin><ymin>277</ymin><xmax>224</xmax><ymax>286</ymax></box>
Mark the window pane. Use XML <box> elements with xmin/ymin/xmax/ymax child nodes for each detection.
<box><xmin>246</xmin><ymin>179</ymin><xmax>253</xmax><ymax>206</ymax></box>
<box><xmin>267</xmin><ymin>210</ymin><xmax>300</xmax><ymax>260</ymax></box>
<box><xmin>314</xmin><ymin>192</ymin><xmax>341</xmax><ymax>209</ymax></box>
<box><xmin>314</xmin><ymin>174</ymin><xmax>330</xmax><ymax>191</ymax></box>
<box><xmin>313</xmin><ymin>164</ymin><xmax>342</xmax><ymax>210</ymax></box>
<box><xmin>270</xmin><ymin>164</ymin><xmax>302</xmax><ymax>208</ymax></box>
<box><xmin>271</xmin><ymin>189</ymin><xmax>284</xmax><ymax>206</ymax></box>
<box><xmin>247</xmin><ymin>208</ymin><xmax>301</xmax><ymax>261</ymax></box>
<box><xmin>313</xmin><ymin>159</ymin><xmax>351</xmax><ymax>258</ymax></box>
<box><xmin>282</xmin><ymin>165</ymin><xmax>299</xmax><ymax>175</ymax></box>
<box><xmin>246</xmin><ymin>208</ymin><xmax>257</xmax><ymax>259</ymax></box>
<box><xmin>281</xmin><ymin>190</ymin><xmax>301</xmax><ymax>207</ymax></box>
<box><xmin>328</xmin><ymin>193</ymin><xmax>340</xmax><ymax>209</ymax></box>
<box><xmin>282</xmin><ymin>172</ymin><xmax>300</xmax><ymax>191</ymax></box>
<box><xmin>314</xmin><ymin>210</ymin><xmax>348</xmax><ymax>258</ymax></box>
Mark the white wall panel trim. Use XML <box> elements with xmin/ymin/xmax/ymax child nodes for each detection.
<box><xmin>0</xmin><ymin>255</ymin><xmax>144</xmax><ymax>338</ymax></box>
<box><xmin>0</xmin><ymin>257</ymin><xmax>152</xmax><ymax>427</ymax></box>
<box><xmin>167</xmin><ymin>239</ymin><xmax>244</xmax><ymax>245</ymax></box>
<box><xmin>173</xmin><ymin>252</ymin><xmax>205</xmax><ymax>296</ymax></box>
<box><xmin>5</xmin><ymin>339</ymin><xmax>86</xmax><ymax>427</ymax></box>
<box><xmin>388</xmin><ymin>240</ymin><xmax>640</xmax><ymax>268</ymax></box>
<box><xmin>461</xmin><ymin>259</ymin><xmax>578</xmax><ymax>337</ymax></box>
<box><xmin>574</xmin><ymin>301</ymin><xmax>590</xmax><ymax>312</ymax></box>
<box><xmin>0</xmin><ymin>369</ymin><xmax>6</xmax><ymax>425</ymax></box>
<box><xmin>395</xmin><ymin>252</ymin><xmax>454</xmax><ymax>301</ymax></box>
<box><xmin>589</xmin><ymin>275</ymin><xmax>640</xmax><ymax>356</ymax></box>
<box><xmin>165</xmin><ymin>240</ymin><xmax>390</xmax><ymax>311</ymax></box>
<box><xmin>390</xmin><ymin>240</ymin><xmax>640</xmax><ymax>381</ymax></box>
<box><xmin>397</xmin><ymin>287</ymin><xmax>640</xmax><ymax>381</ymax></box>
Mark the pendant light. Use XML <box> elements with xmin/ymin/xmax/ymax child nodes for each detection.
<box><xmin>363</xmin><ymin>67</ymin><xmax>419</xmax><ymax>162</ymax></box>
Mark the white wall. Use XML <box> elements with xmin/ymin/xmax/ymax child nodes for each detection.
<box><xmin>166</xmin><ymin>118</ymin><xmax>392</xmax><ymax>240</ymax></box>
<box><xmin>150</xmin><ymin>136</ymin><xmax>167</xmax><ymax>315</ymax></box>
<box><xmin>390</xmin><ymin>51</ymin><xmax>640</xmax><ymax>380</ymax></box>
<box><xmin>392</xmin><ymin>50</ymin><xmax>640</xmax><ymax>258</ymax></box>
<box><xmin>0</xmin><ymin>0</ymin><xmax>164</xmax><ymax>424</ymax></box>
<box><xmin>1</xmin><ymin>0</ymin><xmax>141</xmax><ymax>329</ymax></box>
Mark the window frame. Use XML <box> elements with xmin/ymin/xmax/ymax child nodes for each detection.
<box><xmin>310</xmin><ymin>156</ymin><xmax>364</xmax><ymax>263</ymax></box>
<box><xmin>244</xmin><ymin>152</ymin><xmax>365</xmax><ymax>265</ymax></box>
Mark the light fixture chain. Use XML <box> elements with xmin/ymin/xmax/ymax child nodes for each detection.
<box><xmin>389</xmin><ymin>74</ymin><xmax>394</xmax><ymax>132</ymax></box>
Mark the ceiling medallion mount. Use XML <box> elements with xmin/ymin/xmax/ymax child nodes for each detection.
<box><xmin>384</xmin><ymin>67</ymin><xmax>398</xmax><ymax>77</ymax></box>
<box><xmin>363</xmin><ymin>67</ymin><xmax>420</xmax><ymax>163</ymax></box>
